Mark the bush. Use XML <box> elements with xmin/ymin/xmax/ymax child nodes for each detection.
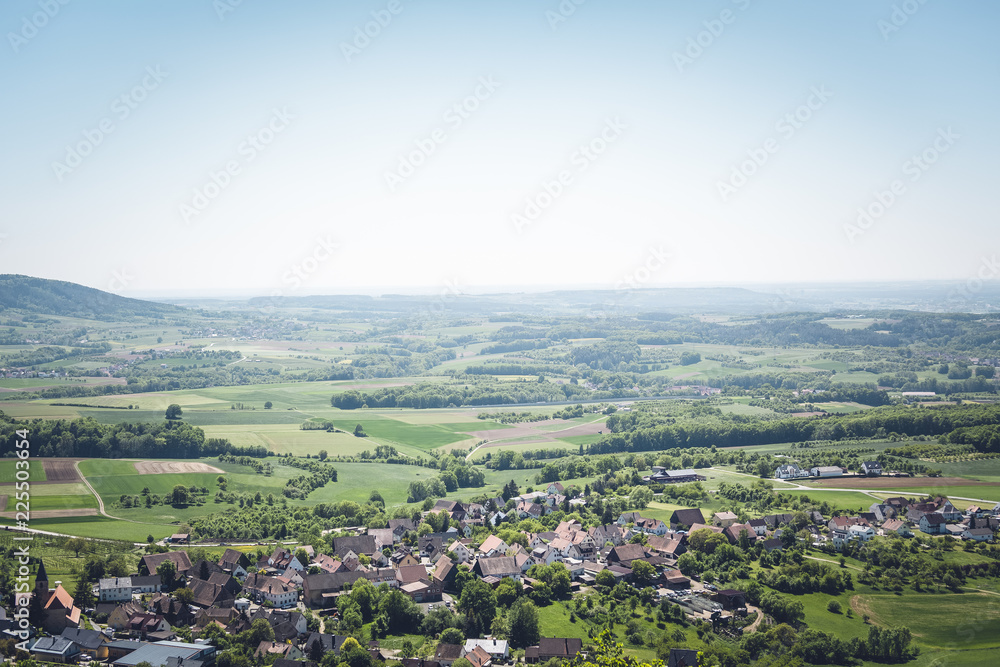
<box><xmin>827</xmin><ymin>600</ymin><xmax>842</xmax><ymax>614</ymax></box>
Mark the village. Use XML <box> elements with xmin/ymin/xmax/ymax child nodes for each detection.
<box><xmin>7</xmin><ymin>461</ymin><xmax>999</xmax><ymax>667</ymax></box>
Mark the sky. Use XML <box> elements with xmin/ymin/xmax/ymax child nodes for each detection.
<box><xmin>1</xmin><ymin>0</ymin><xmax>997</xmax><ymax>298</ymax></box>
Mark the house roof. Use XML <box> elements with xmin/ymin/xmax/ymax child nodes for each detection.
<box><xmin>479</xmin><ymin>535</ymin><xmax>507</xmax><ymax>553</ymax></box>
<box><xmin>475</xmin><ymin>556</ymin><xmax>518</xmax><ymax>577</ymax></box>
<box><xmin>59</xmin><ymin>628</ymin><xmax>106</xmax><ymax>650</ymax></box>
<box><xmin>608</xmin><ymin>544</ymin><xmax>646</xmax><ymax>563</ymax></box>
<box><xmin>44</xmin><ymin>584</ymin><xmax>75</xmax><ymax>610</ymax></box>
<box><xmin>434</xmin><ymin>643</ymin><xmax>464</xmax><ymax>661</ymax></box>
<box><xmin>396</xmin><ymin>565</ymin><xmax>427</xmax><ymax>584</ymax></box>
<box><xmin>30</xmin><ymin>637</ymin><xmax>78</xmax><ymax>656</ymax></box>
<box><xmin>670</xmin><ymin>508</ymin><xmax>704</xmax><ymax>526</ymax></box>
<box><xmin>141</xmin><ymin>551</ymin><xmax>192</xmax><ymax>575</ymax></box>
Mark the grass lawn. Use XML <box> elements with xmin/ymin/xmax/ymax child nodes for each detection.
<box><xmin>777</xmin><ymin>489</ymin><xmax>879</xmax><ymax>513</ymax></box>
<box><xmin>856</xmin><ymin>591</ymin><xmax>1000</xmax><ymax>650</ymax></box>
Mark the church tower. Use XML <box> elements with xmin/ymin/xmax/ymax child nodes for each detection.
<box><xmin>34</xmin><ymin>559</ymin><xmax>49</xmax><ymax>601</ymax></box>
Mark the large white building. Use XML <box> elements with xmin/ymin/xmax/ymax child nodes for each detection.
<box><xmin>98</xmin><ymin>577</ymin><xmax>133</xmax><ymax>602</ymax></box>
<box><xmin>810</xmin><ymin>466</ymin><xmax>844</xmax><ymax>478</ymax></box>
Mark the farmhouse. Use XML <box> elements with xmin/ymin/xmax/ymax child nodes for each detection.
<box><xmin>774</xmin><ymin>464</ymin><xmax>804</xmax><ymax>479</ymax></box>
<box><xmin>669</xmin><ymin>508</ymin><xmax>705</xmax><ymax>529</ymax></box>
<box><xmin>524</xmin><ymin>638</ymin><xmax>583</xmax><ymax>664</ymax></box>
<box><xmin>860</xmin><ymin>461</ymin><xmax>883</xmax><ymax>476</ymax></box>
<box><xmin>644</xmin><ymin>468</ymin><xmax>706</xmax><ymax>484</ymax></box>
<box><xmin>919</xmin><ymin>513</ymin><xmax>948</xmax><ymax>535</ymax></box>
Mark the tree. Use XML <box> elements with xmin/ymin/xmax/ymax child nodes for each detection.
<box><xmin>631</xmin><ymin>560</ymin><xmax>656</xmax><ymax>585</ymax></box>
<box><xmin>459</xmin><ymin>578</ymin><xmax>498</xmax><ymax>631</ymax></box>
<box><xmin>264</xmin><ymin>401</ymin><xmax>273</xmax><ymax>409</ymax></box>
<box><xmin>507</xmin><ymin>597</ymin><xmax>540</xmax><ymax>648</ymax></box>
<box><xmin>65</xmin><ymin>537</ymin><xmax>86</xmax><ymax>558</ymax></box>
<box><xmin>440</xmin><ymin>628</ymin><xmax>465</xmax><ymax>645</ymax></box>
<box><xmin>165</xmin><ymin>404</ymin><xmax>183</xmax><ymax>420</ymax></box>
<box><xmin>595</xmin><ymin>569</ymin><xmax>616</xmax><ymax>588</ymax></box>
<box><xmin>156</xmin><ymin>560</ymin><xmax>177</xmax><ymax>589</ymax></box>
<box><xmin>175</xmin><ymin>587</ymin><xmax>194</xmax><ymax>605</ymax></box>
<box><xmin>318</xmin><ymin>450</ymin><xmax>328</xmax><ymax>461</ymax></box>
<box><xmin>629</xmin><ymin>486</ymin><xmax>653</xmax><ymax>509</ymax></box>
<box><xmin>827</xmin><ymin>599</ymin><xmax>841</xmax><ymax>613</ymax></box>
<box><xmin>73</xmin><ymin>577</ymin><xmax>96</xmax><ymax>609</ymax></box>
<box><xmin>354</xmin><ymin>424</ymin><xmax>367</xmax><ymax>437</ymax></box>
<box><xmin>171</xmin><ymin>485</ymin><xmax>189</xmax><ymax>505</ymax></box>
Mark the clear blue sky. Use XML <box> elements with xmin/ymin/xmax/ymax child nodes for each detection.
<box><xmin>1</xmin><ymin>0</ymin><xmax>997</xmax><ymax>296</ymax></box>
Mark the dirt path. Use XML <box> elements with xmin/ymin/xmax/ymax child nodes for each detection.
<box><xmin>743</xmin><ymin>605</ymin><xmax>764</xmax><ymax>633</ymax></box>
<box><xmin>76</xmin><ymin>460</ymin><xmax>112</xmax><ymax>519</ymax></box>
<box><xmin>804</xmin><ymin>554</ymin><xmax>862</xmax><ymax>571</ymax></box>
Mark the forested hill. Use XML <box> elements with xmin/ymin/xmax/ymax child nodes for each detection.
<box><xmin>0</xmin><ymin>275</ymin><xmax>183</xmax><ymax>319</ymax></box>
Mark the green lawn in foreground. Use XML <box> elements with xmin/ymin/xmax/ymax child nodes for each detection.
<box><xmin>777</xmin><ymin>489</ymin><xmax>879</xmax><ymax>512</ymax></box>
<box><xmin>858</xmin><ymin>591</ymin><xmax>1000</xmax><ymax>650</ymax></box>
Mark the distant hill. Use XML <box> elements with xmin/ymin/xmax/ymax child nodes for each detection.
<box><xmin>0</xmin><ymin>275</ymin><xmax>184</xmax><ymax>318</ymax></box>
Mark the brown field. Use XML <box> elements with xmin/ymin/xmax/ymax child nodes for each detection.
<box><xmin>133</xmin><ymin>461</ymin><xmax>224</xmax><ymax>474</ymax></box>
<box><xmin>0</xmin><ymin>495</ymin><xmax>6</xmax><ymax>511</ymax></box>
<box><xmin>806</xmin><ymin>476</ymin><xmax>992</xmax><ymax>489</ymax></box>
<box><xmin>42</xmin><ymin>459</ymin><xmax>83</xmax><ymax>483</ymax></box>
<box><xmin>0</xmin><ymin>508</ymin><xmax>96</xmax><ymax>519</ymax></box>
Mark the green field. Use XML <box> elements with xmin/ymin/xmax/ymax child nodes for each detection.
<box><xmin>859</xmin><ymin>592</ymin><xmax>1000</xmax><ymax>650</ymax></box>
<box><xmin>0</xmin><ymin>459</ymin><xmax>47</xmax><ymax>483</ymax></box>
<box><xmin>777</xmin><ymin>489</ymin><xmax>879</xmax><ymax>512</ymax></box>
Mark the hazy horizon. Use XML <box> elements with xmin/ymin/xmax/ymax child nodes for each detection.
<box><xmin>3</xmin><ymin>1</ymin><xmax>997</xmax><ymax>297</ymax></box>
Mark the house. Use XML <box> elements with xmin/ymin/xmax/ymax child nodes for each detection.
<box><xmin>218</xmin><ymin>549</ymin><xmax>251</xmax><ymax>577</ymax></box>
<box><xmin>187</xmin><ymin>577</ymin><xmax>237</xmax><ymax>609</ymax></box>
<box><xmin>774</xmin><ymin>464</ymin><xmax>804</xmax><ymax>479</ymax></box>
<box><xmin>473</xmin><ymin>556</ymin><xmax>520</xmax><ymax>581</ymax></box>
<box><xmin>419</xmin><ymin>535</ymin><xmax>444</xmax><ymax>560</ymax></box>
<box><xmin>748</xmin><ymin>518</ymin><xmax>767</xmax><ymax>536</ymax></box>
<box><xmin>644</xmin><ymin>468</ymin><xmax>706</xmax><ymax>484</ymax></box>
<box><xmin>59</xmin><ymin>628</ymin><xmax>109</xmax><ymax>660</ymax></box>
<box><xmin>388</xmin><ymin>518</ymin><xmax>419</xmax><ymax>538</ymax></box>
<box><xmin>635</xmin><ymin>517</ymin><xmax>669</xmax><ymax>535</ymax></box>
<box><xmin>396</xmin><ymin>565</ymin><xmax>429</xmax><ymax>587</ymax></box>
<box><xmin>762</xmin><ymin>538</ymin><xmax>783</xmax><ymax>552</ymax></box>
<box><xmin>935</xmin><ymin>501</ymin><xmax>963</xmax><ymax>521</ymax></box>
<box><xmin>667</xmin><ymin>648</ymin><xmax>700</xmax><ymax>667</ymax></box>
<box><xmin>962</xmin><ymin>528</ymin><xmax>994</xmax><ymax>542</ymax></box>
<box><xmin>524</xmin><ymin>638</ymin><xmax>583</xmax><ymax>664</ymax></box>
<box><xmin>243</xmin><ymin>575</ymin><xmax>298</xmax><ymax>608</ymax></box>
<box><xmin>400</xmin><ymin>578</ymin><xmax>442</xmax><ymax>603</ymax></box>
<box><xmin>669</xmin><ymin>508</ymin><xmax>705</xmax><ymax>529</ymax></box>
<box><xmin>99</xmin><ymin>577</ymin><xmax>134</xmax><ymax>602</ymax></box>
<box><xmin>588</xmin><ymin>524</ymin><xmax>625</xmax><ymax>547</ymax></box>
<box><xmin>331</xmin><ymin>535</ymin><xmax>379</xmax><ymax>561</ymax></box>
<box><xmin>255</xmin><ymin>642</ymin><xmax>303</xmax><ymax>661</ymax></box>
<box><xmin>861</xmin><ymin>461</ymin><xmax>883</xmax><ymax>477</ymax></box>
<box><xmin>464</xmin><ymin>645</ymin><xmax>492</xmax><ymax>667</ymax></box>
<box><xmin>107</xmin><ymin>601</ymin><xmax>146</xmax><ymax>631</ymax></box>
<box><xmin>127</xmin><ymin>613</ymin><xmax>171</xmax><ymax>639</ymax></box>
<box><xmin>647</xmin><ymin>536</ymin><xmax>685</xmax><ymax>559</ymax></box>
<box><xmin>920</xmin><ymin>513</ymin><xmax>948</xmax><ymax>534</ymax></box>
<box><xmin>881</xmin><ymin>519</ymin><xmax>913</xmax><ymax>537</ymax></box>
<box><xmin>27</xmin><ymin>636</ymin><xmax>80</xmax><ymax>663</ymax></box>
<box><xmin>516</xmin><ymin>500</ymin><xmax>543</xmax><ymax>520</ymax></box>
<box><xmin>434</xmin><ymin>643</ymin><xmax>465</xmax><ymax>667</ymax></box>
<box><xmin>146</xmin><ymin>593</ymin><xmax>194</xmax><ymax>627</ymax></box>
<box><xmin>139</xmin><ymin>551</ymin><xmax>192</xmax><ymax>577</ymax></box>
<box><xmin>303</xmin><ymin>633</ymin><xmax>350</xmax><ymax>658</ymax></box>
<box><xmin>809</xmin><ymin>466</ymin><xmax>844</xmax><ymax>478</ymax></box>
<box><xmin>130</xmin><ymin>575</ymin><xmax>162</xmax><ymax>594</ymax></box>
<box><xmin>763</xmin><ymin>513</ymin><xmax>795</xmax><ymax>530</ymax></box>
<box><xmin>464</xmin><ymin>639</ymin><xmax>509</xmax><ymax>660</ymax></box>
<box><xmin>478</xmin><ymin>535</ymin><xmax>509</xmax><ymax>557</ymax></box>
<box><xmin>391</xmin><ymin>550</ymin><xmax>421</xmax><ymax>568</ymax></box>
<box><xmin>606</xmin><ymin>544</ymin><xmax>647</xmax><ymax>567</ymax></box>
<box><xmin>168</xmin><ymin>534</ymin><xmax>189</xmax><ymax>544</ymax></box>
<box><xmin>713</xmin><ymin>512</ymin><xmax>738</xmax><ymax>528</ymax></box>
<box><xmin>431</xmin><ymin>557</ymin><xmax>457</xmax><ymax>591</ymax></box>
<box><xmin>848</xmin><ymin>525</ymin><xmax>875</xmax><ymax>542</ymax></box>
<box><xmin>661</xmin><ymin>570</ymin><xmax>690</xmax><ymax>590</ymax></box>
<box><xmin>546</xmin><ymin>482</ymin><xmax>565</xmax><ymax>495</ymax></box>
<box><xmin>723</xmin><ymin>524</ymin><xmax>757</xmax><ymax>545</ymax></box>
<box><xmin>106</xmin><ymin>641</ymin><xmax>145</xmax><ymax>663</ymax></box>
